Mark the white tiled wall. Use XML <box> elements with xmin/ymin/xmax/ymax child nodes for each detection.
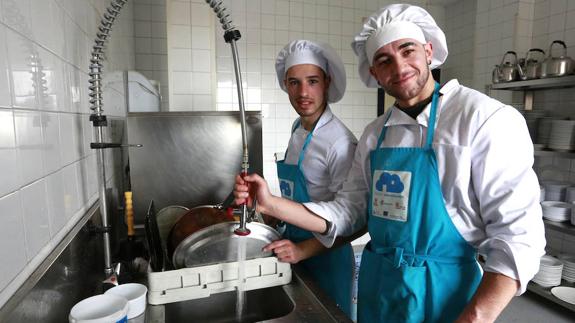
<box><xmin>0</xmin><ymin>0</ymin><xmax>134</xmax><ymax>308</ymax></box>
<box><xmin>133</xmin><ymin>0</ymin><xmax>169</xmax><ymax>110</ymax></box>
<box><xmin>441</xmin><ymin>0</ymin><xmax>575</xmax><ymax>257</ymax></box>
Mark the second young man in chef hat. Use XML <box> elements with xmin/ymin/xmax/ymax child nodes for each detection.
<box><xmin>262</xmin><ymin>39</ymin><xmax>359</xmax><ymax>318</ymax></box>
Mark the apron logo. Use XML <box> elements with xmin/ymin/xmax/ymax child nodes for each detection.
<box><xmin>375</xmin><ymin>172</ymin><xmax>405</xmax><ymax>193</ymax></box>
<box><xmin>279</xmin><ymin>179</ymin><xmax>294</xmax><ymax>200</ymax></box>
<box><xmin>372</xmin><ymin>170</ymin><xmax>411</xmax><ymax>222</ymax></box>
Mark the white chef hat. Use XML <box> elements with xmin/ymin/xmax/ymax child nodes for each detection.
<box><xmin>276</xmin><ymin>40</ymin><xmax>346</xmax><ymax>103</ymax></box>
<box><xmin>351</xmin><ymin>4</ymin><xmax>448</xmax><ymax>87</ymax></box>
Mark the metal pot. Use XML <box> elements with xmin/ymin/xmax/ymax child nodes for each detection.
<box><xmin>522</xmin><ymin>48</ymin><xmax>545</xmax><ymax>80</ymax></box>
<box><xmin>540</xmin><ymin>40</ymin><xmax>574</xmax><ymax>78</ymax></box>
<box><xmin>494</xmin><ymin>51</ymin><xmax>523</xmax><ymax>82</ymax></box>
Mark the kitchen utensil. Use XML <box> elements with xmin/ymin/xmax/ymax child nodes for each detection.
<box><xmin>172</xmin><ymin>221</ymin><xmax>282</xmax><ymax>269</ymax></box>
<box><xmin>493</xmin><ymin>51</ymin><xmax>523</xmax><ymax>82</ymax></box>
<box><xmin>118</xmin><ymin>192</ymin><xmax>145</xmax><ymax>269</ymax></box>
<box><xmin>144</xmin><ymin>200</ymin><xmax>165</xmax><ymax>272</ymax></box>
<box><xmin>540</xmin><ymin>40</ymin><xmax>574</xmax><ymax>78</ymax></box>
<box><xmin>522</xmin><ymin>48</ymin><xmax>545</xmax><ymax>80</ymax></box>
<box><xmin>104</xmin><ymin>283</ymin><xmax>148</xmax><ymax>319</ymax></box>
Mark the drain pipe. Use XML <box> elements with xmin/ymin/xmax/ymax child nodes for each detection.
<box><xmin>205</xmin><ymin>0</ymin><xmax>251</xmax><ymax>236</ymax></box>
<box><xmin>88</xmin><ymin>0</ymin><xmax>129</xmax><ymax>278</ymax></box>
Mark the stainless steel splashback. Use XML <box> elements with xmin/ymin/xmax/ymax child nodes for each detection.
<box><xmin>127</xmin><ymin>111</ymin><xmax>262</xmax><ymax>223</ymax></box>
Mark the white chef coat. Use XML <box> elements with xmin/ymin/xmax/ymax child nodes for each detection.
<box><xmin>306</xmin><ymin>79</ymin><xmax>546</xmax><ymax>294</ymax></box>
<box><xmin>284</xmin><ymin>106</ymin><xmax>357</xmax><ymax>201</ymax></box>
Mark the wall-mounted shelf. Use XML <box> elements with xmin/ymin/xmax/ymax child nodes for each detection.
<box><xmin>544</xmin><ymin>219</ymin><xmax>575</xmax><ymax>235</ymax></box>
<box><xmin>490</xmin><ymin>75</ymin><xmax>575</xmax><ymax>91</ymax></box>
<box><xmin>527</xmin><ymin>281</ymin><xmax>575</xmax><ymax>312</ymax></box>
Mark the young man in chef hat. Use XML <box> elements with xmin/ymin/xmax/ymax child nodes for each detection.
<box><xmin>263</xmin><ymin>39</ymin><xmax>359</xmax><ymax>318</ymax></box>
<box><xmin>236</xmin><ymin>5</ymin><xmax>545</xmax><ymax>322</ymax></box>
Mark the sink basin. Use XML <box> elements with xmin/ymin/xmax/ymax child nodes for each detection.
<box><xmin>164</xmin><ymin>286</ymin><xmax>294</xmax><ymax>322</ymax></box>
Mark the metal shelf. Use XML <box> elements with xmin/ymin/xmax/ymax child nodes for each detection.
<box><xmin>544</xmin><ymin>219</ymin><xmax>575</xmax><ymax>235</ymax></box>
<box><xmin>534</xmin><ymin>149</ymin><xmax>575</xmax><ymax>158</ymax></box>
<box><xmin>527</xmin><ymin>281</ymin><xmax>575</xmax><ymax>312</ymax></box>
<box><xmin>491</xmin><ymin>75</ymin><xmax>575</xmax><ymax>90</ymax></box>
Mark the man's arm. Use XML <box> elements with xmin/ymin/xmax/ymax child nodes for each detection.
<box><xmin>455</xmin><ymin>272</ymin><xmax>518</xmax><ymax>323</ymax></box>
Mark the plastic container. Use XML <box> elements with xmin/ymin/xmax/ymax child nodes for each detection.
<box><xmin>69</xmin><ymin>294</ymin><xmax>128</xmax><ymax>323</ymax></box>
<box><xmin>105</xmin><ymin>283</ymin><xmax>147</xmax><ymax>319</ymax></box>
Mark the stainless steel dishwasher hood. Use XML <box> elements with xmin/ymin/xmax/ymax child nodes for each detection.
<box><xmin>145</xmin><ymin>266</ymin><xmax>353</xmax><ymax>323</ymax></box>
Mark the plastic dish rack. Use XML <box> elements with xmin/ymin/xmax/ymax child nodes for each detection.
<box><xmin>147</xmin><ymin>256</ymin><xmax>292</xmax><ymax>305</ymax></box>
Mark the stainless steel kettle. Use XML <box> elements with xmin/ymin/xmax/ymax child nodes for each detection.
<box><xmin>493</xmin><ymin>51</ymin><xmax>523</xmax><ymax>83</ymax></box>
<box><xmin>540</xmin><ymin>40</ymin><xmax>574</xmax><ymax>78</ymax></box>
<box><xmin>522</xmin><ymin>48</ymin><xmax>545</xmax><ymax>80</ymax></box>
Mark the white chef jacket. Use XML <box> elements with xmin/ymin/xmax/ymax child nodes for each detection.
<box><xmin>284</xmin><ymin>106</ymin><xmax>357</xmax><ymax>202</ymax></box>
<box><xmin>306</xmin><ymin>80</ymin><xmax>545</xmax><ymax>294</ymax></box>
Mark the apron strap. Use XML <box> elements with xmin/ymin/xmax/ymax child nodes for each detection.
<box><xmin>284</xmin><ymin>119</ymin><xmax>316</xmax><ymax>171</ymax></box>
<box><xmin>425</xmin><ymin>82</ymin><xmax>441</xmax><ymax>149</ymax></box>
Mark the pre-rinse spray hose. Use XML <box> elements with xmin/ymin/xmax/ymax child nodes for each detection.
<box><xmin>205</xmin><ymin>0</ymin><xmax>251</xmax><ymax>235</ymax></box>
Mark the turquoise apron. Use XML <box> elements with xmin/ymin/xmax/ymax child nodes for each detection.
<box><xmin>358</xmin><ymin>83</ymin><xmax>482</xmax><ymax>322</ymax></box>
<box><xmin>277</xmin><ymin>120</ymin><xmax>354</xmax><ymax>318</ymax></box>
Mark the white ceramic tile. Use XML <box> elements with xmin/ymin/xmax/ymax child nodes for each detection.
<box><xmin>170</xmin><ymin>94</ymin><xmax>193</xmax><ymax>110</ymax></box>
<box><xmin>61</xmin><ymin>162</ymin><xmax>79</xmax><ymax>219</ymax></box>
<box><xmin>190</xmin><ymin>3</ymin><xmax>211</xmax><ymax>27</ymax></box>
<box><xmin>192</xmin><ymin>50</ymin><xmax>211</xmax><ymax>72</ymax></box>
<box><xmin>134</xmin><ymin>21</ymin><xmax>152</xmax><ymax>38</ymax></box>
<box><xmin>58</xmin><ymin>112</ymin><xmax>80</xmax><ymax>165</ymax></box>
<box><xmin>41</xmin><ymin>112</ymin><xmax>61</xmax><ymax>174</ymax></box>
<box><xmin>0</xmin><ymin>109</ymin><xmax>21</xmax><ymax>197</ymax></box>
<box><xmin>14</xmin><ymin>110</ymin><xmax>44</xmax><ymax>185</ymax></box>
<box><xmin>20</xmin><ymin>179</ymin><xmax>50</xmax><ymax>260</ymax></box>
<box><xmin>169</xmin><ymin>1</ymin><xmax>191</xmax><ymax>25</ymax></box>
<box><xmin>134</xmin><ymin>3</ymin><xmax>151</xmax><ymax>21</ymax></box>
<box><xmin>37</xmin><ymin>47</ymin><xmax>68</xmax><ymax>112</ymax></box>
<box><xmin>45</xmin><ymin>169</ymin><xmax>66</xmax><ymax>236</ymax></box>
<box><xmin>191</xmin><ymin>72</ymin><xmax>211</xmax><ymax>94</ymax></box>
<box><xmin>30</xmin><ymin>0</ymin><xmax>66</xmax><ymax>57</ymax></box>
<box><xmin>0</xmin><ymin>192</ymin><xmax>27</xmax><ymax>291</ymax></box>
<box><xmin>75</xmin><ymin>158</ymin><xmax>88</xmax><ymax>208</ymax></box>
<box><xmin>172</xmin><ymin>71</ymin><xmax>193</xmax><ymax>94</ymax></box>
<box><xmin>6</xmin><ymin>29</ymin><xmax>38</xmax><ymax>109</ymax></box>
<box><xmin>169</xmin><ymin>25</ymin><xmax>192</xmax><ymax>48</ymax></box>
<box><xmin>191</xmin><ymin>26</ymin><xmax>211</xmax><ymax>50</ymax></box>
<box><xmin>192</xmin><ymin>94</ymin><xmax>212</xmax><ymax>110</ymax></box>
<box><xmin>0</xmin><ymin>26</ymin><xmax>11</xmax><ymax>108</ymax></box>
<box><xmin>1</xmin><ymin>0</ymin><xmax>32</xmax><ymax>35</ymax></box>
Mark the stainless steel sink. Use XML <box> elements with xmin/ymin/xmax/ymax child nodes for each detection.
<box><xmin>164</xmin><ymin>286</ymin><xmax>293</xmax><ymax>322</ymax></box>
<box><xmin>145</xmin><ymin>267</ymin><xmax>353</xmax><ymax>323</ymax></box>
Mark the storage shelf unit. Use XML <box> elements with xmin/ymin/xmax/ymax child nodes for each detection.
<box><xmin>489</xmin><ymin>75</ymin><xmax>575</xmax><ymax>110</ymax></box>
<box><xmin>527</xmin><ymin>281</ymin><xmax>575</xmax><ymax>312</ymax></box>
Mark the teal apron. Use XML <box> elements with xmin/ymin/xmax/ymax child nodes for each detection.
<box><xmin>277</xmin><ymin>120</ymin><xmax>354</xmax><ymax>318</ymax></box>
<box><xmin>358</xmin><ymin>83</ymin><xmax>482</xmax><ymax>322</ymax></box>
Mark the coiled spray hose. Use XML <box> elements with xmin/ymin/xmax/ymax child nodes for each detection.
<box><xmin>89</xmin><ymin>0</ymin><xmax>129</xmax><ymax>277</ymax></box>
<box><xmin>205</xmin><ymin>0</ymin><xmax>251</xmax><ymax>235</ymax></box>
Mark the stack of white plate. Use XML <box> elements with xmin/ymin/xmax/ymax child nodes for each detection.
<box><xmin>548</xmin><ymin>119</ymin><xmax>575</xmax><ymax>151</ymax></box>
<box><xmin>565</xmin><ymin>187</ymin><xmax>575</xmax><ymax>203</ymax></box>
<box><xmin>551</xmin><ymin>286</ymin><xmax>575</xmax><ymax>305</ymax></box>
<box><xmin>558</xmin><ymin>255</ymin><xmax>575</xmax><ymax>283</ymax></box>
<box><xmin>522</xmin><ymin>110</ymin><xmax>548</xmax><ymax>143</ymax></box>
<box><xmin>542</xmin><ymin>181</ymin><xmax>569</xmax><ymax>201</ymax></box>
<box><xmin>536</xmin><ymin>117</ymin><xmax>554</xmax><ymax>146</ymax></box>
<box><xmin>532</xmin><ymin>255</ymin><xmax>563</xmax><ymax>287</ymax></box>
<box><xmin>541</xmin><ymin>201</ymin><xmax>572</xmax><ymax>222</ymax></box>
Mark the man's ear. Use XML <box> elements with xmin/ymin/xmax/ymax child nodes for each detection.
<box><xmin>369</xmin><ymin>66</ymin><xmax>377</xmax><ymax>79</ymax></box>
<box><xmin>424</xmin><ymin>42</ymin><xmax>433</xmax><ymax>65</ymax></box>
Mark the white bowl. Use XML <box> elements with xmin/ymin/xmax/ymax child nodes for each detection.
<box><xmin>105</xmin><ymin>283</ymin><xmax>147</xmax><ymax>319</ymax></box>
<box><xmin>69</xmin><ymin>294</ymin><xmax>128</xmax><ymax>323</ymax></box>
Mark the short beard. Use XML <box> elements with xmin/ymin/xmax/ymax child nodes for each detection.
<box><xmin>383</xmin><ymin>67</ymin><xmax>430</xmax><ymax>104</ymax></box>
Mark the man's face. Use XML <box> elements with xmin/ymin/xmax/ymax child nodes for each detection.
<box><xmin>284</xmin><ymin>64</ymin><xmax>330</xmax><ymax>120</ymax></box>
<box><xmin>369</xmin><ymin>39</ymin><xmax>433</xmax><ymax>105</ymax></box>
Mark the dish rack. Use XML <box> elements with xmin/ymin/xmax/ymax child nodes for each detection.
<box><xmin>147</xmin><ymin>256</ymin><xmax>292</xmax><ymax>305</ymax></box>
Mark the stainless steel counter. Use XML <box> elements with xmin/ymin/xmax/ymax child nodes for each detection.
<box><xmin>145</xmin><ymin>266</ymin><xmax>353</xmax><ymax>323</ymax></box>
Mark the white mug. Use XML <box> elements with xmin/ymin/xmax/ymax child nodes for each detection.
<box><xmin>69</xmin><ymin>294</ymin><xmax>128</xmax><ymax>323</ymax></box>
